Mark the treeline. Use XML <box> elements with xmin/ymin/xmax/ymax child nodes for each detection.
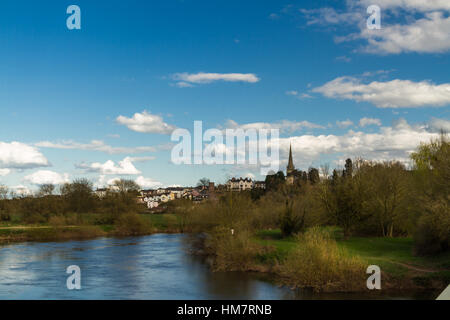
<box><xmin>0</xmin><ymin>179</ymin><xmax>143</xmax><ymax>225</ymax></box>
<box><xmin>185</xmin><ymin>135</ymin><xmax>449</xmax><ymax>256</ymax></box>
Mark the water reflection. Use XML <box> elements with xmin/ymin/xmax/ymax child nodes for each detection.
<box><xmin>0</xmin><ymin>234</ymin><xmax>435</xmax><ymax>300</ymax></box>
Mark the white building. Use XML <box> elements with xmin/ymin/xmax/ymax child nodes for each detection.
<box><xmin>226</xmin><ymin>177</ymin><xmax>254</xmax><ymax>192</ymax></box>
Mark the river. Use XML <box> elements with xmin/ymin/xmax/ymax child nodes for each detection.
<box><xmin>0</xmin><ymin>234</ymin><xmax>437</xmax><ymax>299</ymax></box>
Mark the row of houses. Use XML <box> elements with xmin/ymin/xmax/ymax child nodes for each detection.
<box><xmin>95</xmin><ymin>178</ymin><xmax>266</xmax><ymax>210</ymax></box>
<box><xmin>226</xmin><ymin>178</ymin><xmax>266</xmax><ymax>192</ymax></box>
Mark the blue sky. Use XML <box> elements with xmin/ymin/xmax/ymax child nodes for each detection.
<box><xmin>0</xmin><ymin>0</ymin><xmax>449</xmax><ymax>193</ymax></box>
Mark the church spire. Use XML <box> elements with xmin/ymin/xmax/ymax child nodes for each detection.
<box><xmin>287</xmin><ymin>143</ymin><xmax>295</xmax><ymax>173</ymax></box>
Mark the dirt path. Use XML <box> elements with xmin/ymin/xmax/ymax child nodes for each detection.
<box><xmin>368</xmin><ymin>256</ymin><xmax>440</xmax><ymax>273</ymax></box>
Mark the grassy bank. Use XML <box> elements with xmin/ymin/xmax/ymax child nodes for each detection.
<box><xmin>254</xmin><ymin>228</ymin><xmax>450</xmax><ymax>291</ymax></box>
<box><xmin>0</xmin><ymin>213</ymin><xmax>183</xmax><ymax>244</ymax></box>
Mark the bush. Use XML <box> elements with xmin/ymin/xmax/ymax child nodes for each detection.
<box><xmin>49</xmin><ymin>215</ymin><xmax>66</xmax><ymax>227</ymax></box>
<box><xmin>280</xmin><ymin>200</ymin><xmax>305</xmax><ymax>237</ymax></box>
<box><xmin>277</xmin><ymin>227</ymin><xmax>367</xmax><ymax>292</ymax></box>
<box><xmin>113</xmin><ymin>213</ymin><xmax>153</xmax><ymax>236</ymax></box>
<box><xmin>414</xmin><ymin>199</ymin><xmax>450</xmax><ymax>255</ymax></box>
<box><xmin>206</xmin><ymin>227</ymin><xmax>264</xmax><ymax>271</ymax></box>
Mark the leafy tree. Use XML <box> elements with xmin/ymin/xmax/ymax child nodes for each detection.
<box><xmin>61</xmin><ymin>178</ymin><xmax>95</xmax><ymax>213</ymax></box>
<box><xmin>343</xmin><ymin>158</ymin><xmax>353</xmax><ymax>177</ymax></box>
<box><xmin>308</xmin><ymin>168</ymin><xmax>320</xmax><ymax>184</ymax></box>
<box><xmin>411</xmin><ymin>134</ymin><xmax>450</xmax><ymax>255</ymax></box>
<box><xmin>265</xmin><ymin>171</ymin><xmax>285</xmax><ymax>191</ymax></box>
<box><xmin>280</xmin><ymin>200</ymin><xmax>305</xmax><ymax>237</ymax></box>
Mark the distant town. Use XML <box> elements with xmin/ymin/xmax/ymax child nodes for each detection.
<box><xmin>95</xmin><ymin>177</ymin><xmax>266</xmax><ymax>209</ymax></box>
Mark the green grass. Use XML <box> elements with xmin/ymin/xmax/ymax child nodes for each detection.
<box><xmin>254</xmin><ymin>228</ymin><xmax>450</xmax><ymax>279</ymax></box>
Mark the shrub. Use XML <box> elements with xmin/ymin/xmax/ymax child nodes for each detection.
<box><xmin>113</xmin><ymin>213</ymin><xmax>153</xmax><ymax>236</ymax></box>
<box><xmin>414</xmin><ymin>199</ymin><xmax>450</xmax><ymax>255</ymax></box>
<box><xmin>49</xmin><ymin>215</ymin><xmax>66</xmax><ymax>227</ymax></box>
<box><xmin>277</xmin><ymin>227</ymin><xmax>367</xmax><ymax>292</ymax></box>
<box><xmin>206</xmin><ymin>227</ymin><xmax>264</xmax><ymax>271</ymax></box>
<box><xmin>279</xmin><ymin>200</ymin><xmax>305</xmax><ymax>237</ymax></box>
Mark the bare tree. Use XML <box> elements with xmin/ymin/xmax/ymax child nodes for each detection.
<box><xmin>113</xmin><ymin>179</ymin><xmax>140</xmax><ymax>193</ymax></box>
<box><xmin>0</xmin><ymin>185</ymin><xmax>8</xmax><ymax>200</ymax></box>
<box><xmin>38</xmin><ymin>184</ymin><xmax>55</xmax><ymax>196</ymax></box>
<box><xmin>197</xmin><ymin>178</ymin><xmax>210</xmax><ymax>188</ymax></box>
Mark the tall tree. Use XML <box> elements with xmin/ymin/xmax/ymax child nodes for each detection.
<box><xmin>38</xmin><ymin>184</ymin><xmax>55</xmax><ymax>196</ymax></box>
<box><xmin>197</xmin><ymin>178</ymin><xmax>211</xmax><ymax>189</ymax></box>
<box><xmin>114</xmin><ymin>179</ymin><xmax>140</xmax><ymax>193</ymax></box>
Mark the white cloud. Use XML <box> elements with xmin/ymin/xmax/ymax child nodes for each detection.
<box><xmin>285</xmin><ymin>90</ymin><xmax>313</xmax><ymax>99</ymax></box>
<box><xmin>360</xmin><ymin>12</ymin><xmax>450</xmax><ymax>54</ymax></box>
<box><xmin>127</xmin><ymin>156</ymin><xmax>156</xmax><ymax>162</ymax></box>
<box><xmin>336</xmin><ymin>55</ymin><xmax>351</xmax><ymax>63</ymax></box>
<box><xmin>0</xmin><ymin>142</ymin><xmax>49</xmax><ymax>169</ymax></box>
<box><xmin>300</xmin><ymin>1</ymin><xmax>450</xmax><ymax>54</ymax></box>
<box><xmin>116</xmin><ymin>111</ymin><xmax>176</xmax><ymax>134</ymax></box>
<box><xmin>172</xmin><ymin>72</ymin><xmax>260</xmax><ymax>86</ymax></box>
<box><xmin>427</xmin><ymin>117</ymin><xmax>450</xmax><ymax>132</ymax></box>
<box><xmin>276</xmin><ymin>118</ymin><xmax>440</xmax><ymax>168</ymax></box>
<box><xmin>300</xmin><ymin>7</ymin><xmax>362</xmax><ymax>26</ymax></box>
<box><xmin>313</xmin><ymin>76</ymin><xmax>450</xmax><ymax>108</ymax></box>
<box><xmin>336</xmin><ymin>119</ymin><xmax>354</xmax><ymax>128</ymax></box>
<box><xmin>36</xmin><ymin>140</ymin><xmax>156</xmax><ymax>154</ymax></box>
<box><xmin>77</xmin><ymin>157</ymin><xmax>141</xmax><ymax>175</ymax></box>
<box><xmin>174</xmin><ymin>81</ymin><xmax>194</xmax><ymax>88</ymax></box>
<box><xmin>358</xmin><ymin>0</ymin><xmax>450</xmax><ymax>12</ymax></box>
<box><xmin>225</xmin><ymin>119</ymin><xmax>324</xmax><ymax>133</ymax></box>
<box><xmin>0</xmin><ymin>169</ymin><xmax>11</xmax><ymax>176</ymax></box>
<box><xmin>10</xmin><ymin>185</ymin><xmax>32</xmax><ymax>197</ymax></box>
<box><xmin>24</xmin><ymin>170</ymin><xmax>70</xmax><ymax>185</ymax></box>
<box><xmin>135</xmin><ymin>176</ymin><xmax>163</xmax><ymax>189</ymax></box>
<box><xmin>359</xmin><ymin>117</ymin><xmax>382</xmax><ymax>127</ymax></box>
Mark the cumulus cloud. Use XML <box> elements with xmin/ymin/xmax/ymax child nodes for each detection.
<box><xmin>359</xmin><ymin>117</ymin><xmax>382</xmax><ymax>127</ymax></box>
<box><xmin>313</xmin><ymin>76</ymin><xmax>450</xmax><ymax>108</ymax></box>
<box><xmin>0</xmin><ymin>142</ymin><xmax>49</xmax><ymax>169</ymax></box>
<box><xmin>135</xmin><ymin>176</ymin><xmax>163</xmax><ymax>189</ymax></box>
<box><xmin>300</xmin><ymin>7</ymin><xmax>362</xmax><ymax>26</ymax></box>
<box><xmin>172</xmin><ymin>72</ymin><xmax>260</xmax><ymax>86</ymax></box>
<box><xmin>427</xmin><ymin>117</ymin><xmax>450</xmax><ymax>132</ymax></box>
<box><xmin>300</xmin><ymin>1</ymin><xmax>450</xmax><ymax>54</ymax></box>
<box><xmin>116</xmin><ymin>111</ymin><xmax>176</xmax><ymax>134</ymax></box>
<box><xmin>10</xmin><ymin>185</ymin><xmax>32</xmax><ymax>197</ymax></box>
<box><xmin>36</xmin><ymin>140</ymin><xmax>156</xmax><ymax>154</ymax></box>
<box><xmin>275</xmin><ymin>118</ymin><xmax>440</xmax><ymax>168</ymax></box>
<box><xmin>24</xmin><ymin>170</ymin><xmax>70</xmax><ymax>185</ymax></box>
<box><xmin>0</xmin><ymin>169</ymin><xmax>11</xmax><ymax>176</ymax></box>
<box><xmin>225</xmin><ymin>119</ymin><xmax>324</xmax><ymax>134</ymax></box>
<box><xmin>76</xmin><ymin>157</ymin><xmax>141</xmax><ymax>175</ymax></box>
<box><xmin>359</xmin><ymin>12</ymin><xmax>450</xmax><ymax>54</ymax></box>
<box><xmin>358</xmin><ymin>0</ymin><xmax>450</xmax><ymax>12</ymax></box>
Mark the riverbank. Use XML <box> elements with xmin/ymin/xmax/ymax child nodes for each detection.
<box><xmin>1</xmin><ymin>215</ymin><xmax>448</xmax><ymax>295</ymax></box>
<box><xmin>0</xmin><ymin>213</ymin><xmax>182</xmax><ymax>244</ymax></box>
<box><xmin>190</xmin><ymin>227</ymin><xmax>450</xmax><ymax>293</ymax></box>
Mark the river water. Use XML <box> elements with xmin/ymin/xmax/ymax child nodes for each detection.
<box><xmin>0</xmin><ymin>234</ymin><xmax>437</xmax><ymax>299</ymax></box>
